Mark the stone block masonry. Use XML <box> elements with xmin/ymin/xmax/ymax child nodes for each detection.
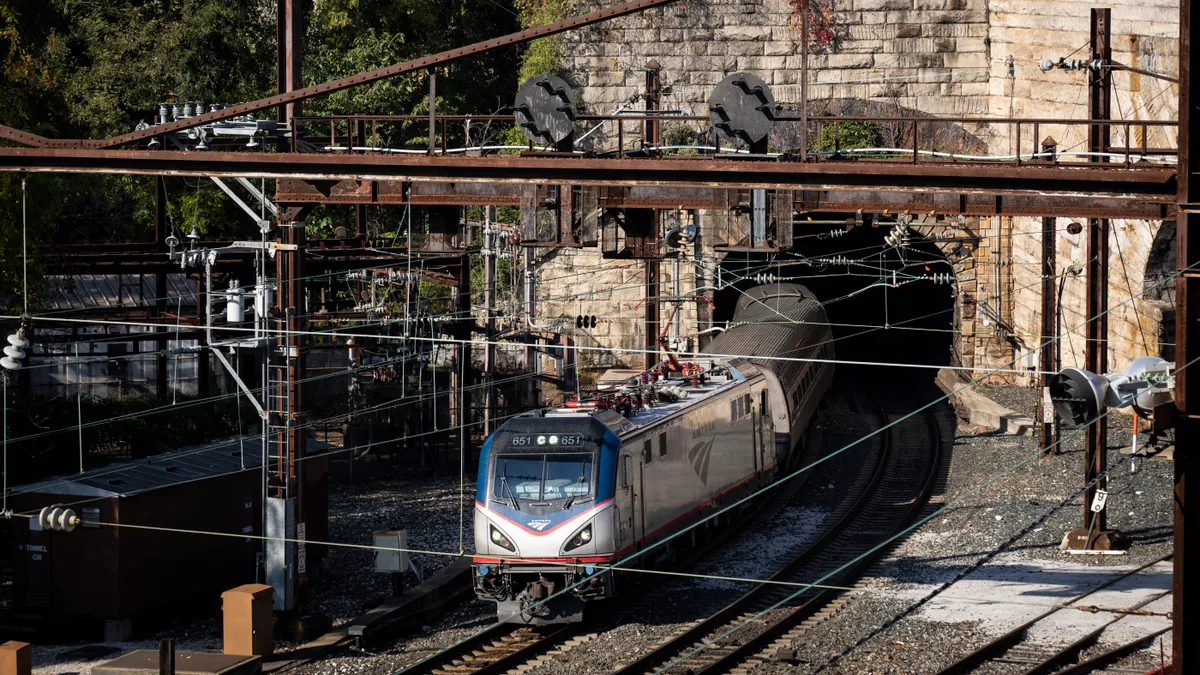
<box><xmin>538</xmin><ymin>0</ymin><xmax>1178</xmax><ymax>388</ymax></box>
<box><xmin>561</xmin><ymin>0</ymin><xmax>991</xmax><ymax>133</ymax></box>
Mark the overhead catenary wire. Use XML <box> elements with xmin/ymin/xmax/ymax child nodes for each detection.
<box><xmin>10</xmin><ymin>371</ymin><xmax>571</xmax><ymax>523</ymax></box>
<box><xmin>391</xmin><ymin>253</ymin><xmax>1196</xmax><ymax>671</ymax></box>
<box><xmin>5</xmin><ymin>360</ymin><xmax>569</xmax><ymax>501</ymax></box>
<box><xmin>3</xmin><ymin>229</ymin><xmax>1163</xmax><ymax>461</ymax></box>
<box><xmin>647</xmin><ymin>354</ymin><xmax>1192</xmax><ymax>674</ymax></box>
<box><xmin>0</xmin><ymin>314</ymin><xmax>1060</xmax><ymax>377</ymax></box>
<box><xmin>11</xmin><ymin>254</ymin><xmax>1190</xmax><ymax>672</ymax></box>
<box><xmin>2</xmin><ymin>283</ymin><xmax>953</xmax><ymax>489</ymax></box>
<box><xmin>21</xmin><ymin>177</ymin><xmax>28</xmax><ymax>314</ymax></box>
<box><xmin>4</xmin><ymin>163</ymin><xmax>1176</xmax><ymax>578</ymax></box>
<box><xmin>11</xmin><ymin>253</ymin><xmax>1187</xmax><ymax>649</ymax></box>
<box><xmin>20</xmin><ymin>212</ymin><xmax>1099</xmax><ymax>339</ymax></box>
<box><xmin>817</xmin><ymin>445</ymin><xmax>1158</xmax><ymax>672</ymax></box>
<box><xmin>1</xmin><ymin>234</ymin><xmax>1044</xmax><ymax>363</ymax></box>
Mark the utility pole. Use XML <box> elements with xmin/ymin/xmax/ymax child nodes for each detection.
<box><xmin>1174</xmin><ymin>0</ymin><xmax>1197</xmax><ymax>666</ymax></box>
<box><xmin>267</xmin><ymin>215</ymin><xmax>310</xmax><ymax>616</ymax></box>
<box><xmin>799</xmin><ymin>0</ymin><xmax>809</xmax><ymax>162</ymax></box>
<box><xmin>644</xmin><ymin>60</ymin><xmax>660</xmax><ymax>148</ymax></box>
<box><xmin>449</xmin><ymin>248</ymin><xmax>472</xmax><ymax>460</ymax></box>
<box><xmin>276</xmin><ymin>0</ymin><xmax>302</xmax><ymax>125</ymax></box>
<box><xmin>154</xmin><ymin>177</ymin><xmax>169</xmax><ymax>398</ymax></box>
<box><xmin>483</xmin><ymin>207</ymin><xmax>497</xmax><ymax>436</ymax></box>
<box><xmin>354</xmin><ymin>117</ymin><xmax>368</xmax><ymax>239</ymax></box>
<box><xmin>268</xmin><ymin>0</ymin><xmax>312</xmax><ymax>624</ymax></box>
<box><xmin>1040</xmin><ymin>215</ymin><xmax>1056</xmax><ymax>452</ymax></box>
<box><xmin>644</xmin><ymin>63</ymin><xmax>661</xmax><ymax>371</ymax></box>
<box><xmin>1065</xmin><ymin>7</ymin><xmax>1125</xmax><ymax>551</ymax></box>
<box><xmin>428</xmin><ymin>69</ymin><xmax>437</xmax><ymax>156</ymax></box>
<box><xmin>523</xmin><ymin>247</ymin><xmax>539</xmax><ymax>408</ymax></box>
<box><xmin>645</xmin><ymin>260</ymin><xmax>660</xmax><ymax>370</ymax></box>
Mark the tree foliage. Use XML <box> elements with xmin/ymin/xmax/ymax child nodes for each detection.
<box><xmin>0</xmin><ymin>0</ymin><xmax>525</xmax><ymax>314</ymax></box>
<box><xmin>513</xmin><ymin>0</ymin><xmax>575</xmax><ymax>82</ymax></box>
<box><xmin>817</xmin><ymin>119</ymin><xmax>881</xmax><ymax>154</ymax></box>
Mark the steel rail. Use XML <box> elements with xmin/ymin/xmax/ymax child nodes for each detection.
<box><xmin>1051</xmin><ymin>625</ymin><xmax>1172</xmax><ymax>675</ymax></box>
<box><xmin>397</xmin><ymin>623</ymin><xmax>576</xmax><ymax>675</ymax></box>
<box><xmin>934</xmin><ymin>551</ymin><xmax>1174</xmax><ymax>675</ymax></box>
<box><xmin>396</xmin><ymin>487</ymin><xmax>783</xmax><ymax>675</ymax></box>
<box><xmin>611</xmin><ymin>398</ymin><xmax>907</xmax><ymax>675</ymax></box>
<box><xmin>0</xmin><ymin>0</ymin><xmax>678</xmax><ymax>150</ymax></box>
<box><xmin>688</xmin><ymin>405</ymin><xmax>945</xmax><ymax>675</ymax></box>
<box><xmin>1017</xmin><ymin>588</ymin><xmax>1172</xmax><ymax>675</ymax></box>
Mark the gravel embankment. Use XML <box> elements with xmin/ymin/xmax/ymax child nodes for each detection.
<box><xmin>32</xmin><ymin>383</ymin><xmax>1176</xmax><ymax>675</ymax></box>
<box><xmin>307</xmin><ymin>465</ymin><xmax>478</xmax><ymax>626</ymax></box>
<box><xmin>757</xmin><ymin>401</ymin><xmax>1174</xmax><ymax>675</ymax></box>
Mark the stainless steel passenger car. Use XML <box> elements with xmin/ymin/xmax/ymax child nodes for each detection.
<box><xmin>473</xmin><ymin>284</ymin><xmax>834</xmax><ymax>623</ymax></box>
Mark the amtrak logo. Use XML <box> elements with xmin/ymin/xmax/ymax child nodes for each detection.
<box><xmin>527</xmin><ymin>520</ymin><xmax>553</xmax><ymax>531</ymax></box>
<box><xmin>688</xmin><ymin>437</ymin><xmax>714</xmax><ymax>485</ymax></box>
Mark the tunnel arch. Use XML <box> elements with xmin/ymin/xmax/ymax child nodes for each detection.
<box><xmin>711</xmin><ymin>219</ymin><xmax>960</xmax><ymax>379</ymax></box>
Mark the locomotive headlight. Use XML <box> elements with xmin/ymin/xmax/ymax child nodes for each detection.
<box><xmin>489</xmin><ymin>524</ymin><xmax>516</xmax><ymax>552</ymax></box>
<box><xmin>563</xmin><ymin>523</ymin><xmax>593</xmax><ymax>552</ymax></box>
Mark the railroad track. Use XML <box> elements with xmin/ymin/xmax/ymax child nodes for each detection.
<box><xmin>935</xmin><ymin>552</ymin><xmax>1174</xmax><ymax>675</ymax></box>
<box><xmin>401</xmin><ymin>622</ymin><xmax>583</xmax><ymax>675</ymax></box>
<box><xmin>613</xmin><ymin>400</ymin><xmax>945</xmax><ymax>675</ymax></box>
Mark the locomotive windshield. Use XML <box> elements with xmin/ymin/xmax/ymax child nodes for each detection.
<box><xmin>493</xmin><ymin>453</ymin><xmax>593</xmax><ymax>504</ymax></box>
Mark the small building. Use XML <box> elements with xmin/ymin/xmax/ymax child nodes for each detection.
<box><xmin>5</xmin><ymin>436</ymin><xmax>329</xmax><ymax>637</ymax></box>
<box><xmin>34</xmin><ymin>274</ymin><xmax>203</xmax><ymax>399</ymax></box>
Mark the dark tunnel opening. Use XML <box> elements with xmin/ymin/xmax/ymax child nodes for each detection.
<box><xmin>712</xmin><ymin>220</ymin><xmax>957</xmax><ymax>387</ymax></box>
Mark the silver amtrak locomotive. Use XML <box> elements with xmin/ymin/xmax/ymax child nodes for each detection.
<box><xmin>472</xmin><ymin>284</ymin><xmax>834</xmax><ymax>623</ymax></box>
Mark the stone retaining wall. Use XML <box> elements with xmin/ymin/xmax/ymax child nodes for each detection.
<box><xmin>526</xmin><ymin>0</ymin><xmax>1179</xmax><ymax>387</ymax></box>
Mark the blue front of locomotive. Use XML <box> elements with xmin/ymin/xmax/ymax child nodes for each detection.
<box><xmin>472</xmin><ymin>415</ymin><xmax>621</xmax><ymax>623</ymax></box>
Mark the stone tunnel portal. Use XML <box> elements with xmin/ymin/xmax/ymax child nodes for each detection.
<box><xmin>713</xmin><ymin>221</ymin><xmax>957</xmax><ymax>384</ymax></box>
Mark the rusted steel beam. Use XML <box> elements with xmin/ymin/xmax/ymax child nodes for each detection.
<box><xmin>791</xmin><ymin>190</ymin><xmax>1173</xmax><ymax>219</ymax></box>
<box><xmin>1175</xmin><ymin>0</ymin><xmax>1197</xmax><ymax>665</ymax></box>
<box><xmin>14</xmin><ymin>0</ymin><xmax>676</xmax><ymax>150</ymax></box>
<box><xmin>1040</xmin><ymin>216</ymin><xmax>1057</xmax><ymax>452</ymax></box>
<box><xmin>0</xmin><ymin>148</ymin><xmax>1175</xmax><ymax>198</ymax></box>
<box><xmin>275</xmin><ymin>178</ymin><xmax>1171</xmax><ymax>218</ymax></box>
<box><xmin>0</xmin><ymin>125</ymin><xmax>50</xmax><ymax>148</ymax></box>
<box><xmin>278</xmin><ymin>0</ymin><xmax>303</xmax><ymax>125</ymax></box>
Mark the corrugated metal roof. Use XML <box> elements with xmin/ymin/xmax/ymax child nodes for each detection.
<box><xmin>46</xmin><ymin>274</ymin><xmax>198</xmax><ymax>312</ymax></box>
<box><xmin>16</xmin><ymin>436</ymin><xmax>331</xmax><ymax>499</ymax></box>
